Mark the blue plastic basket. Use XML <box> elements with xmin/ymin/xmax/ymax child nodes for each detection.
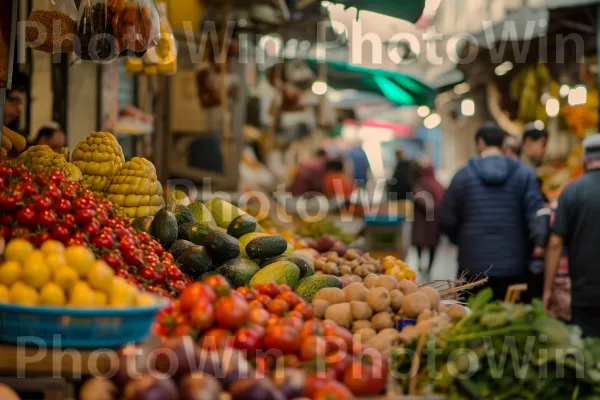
<box><xmin>0</xmin><ymin>299</ymin><xmax>165</xmax><ymax>348</ymax></box>
<box><xmin>364</xmin><ymin>214</ymin><xmax>405</xmax><ymax>226</ymax></box>
<box><xmin>397</xmin><ymin>318</ymin><xmax>417</xmax><ymax>331</ymax></box>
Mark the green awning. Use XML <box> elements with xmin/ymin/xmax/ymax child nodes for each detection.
<box><xmin>332</xmin><ymin>0</ymin><xmax>425</xmax><ymax>23</ymax></box>
<box><xmin>305</xmin><ymin>59</ymin><xmax>436</xmax><ymax>107</ymax></box>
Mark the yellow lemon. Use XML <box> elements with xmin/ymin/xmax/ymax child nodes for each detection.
<box><xmin>53</xmin><ymin>265</ymin><xmax>79</xmax><ymax>291</ymax></box>
<box><xmin>4</xmin><ymin>239</ymin><xmax>34</xmax><ymax>263</ymax></box>
<box><xmin>0</xmin><ymin>261</ymin><xmax>22</xmax><ymax>286</ymax></box>
<box><xmin>64</xmin><ymin>246</ymin><xmax>95</xmax><ymax>277</ymax></box>
<box><xmin>10</xmin><ymin>282</ymin><xmax>39</xmax><ymax>306</ymax></box>
<box><xmin>40</xmin><ymin>240</ymin><xmax>65</xmax><ymax>255</ymax></box>
<box><xmin>137</xmin><ymin>293</ymin><xmax>155</xmax><ymax>307</ymax></box>
<box><xmin>110</xmin><ymin>277</ymin><xmax>136</xmax><ymax>307</ymax></box>
<box><xmin>69</xmin><ymin>281</ymin><xmax>95</xmax><ymax>307</ymax></box>
<box><xmin>402</xmin><ymin>268</ymin><xmax>416</xmax><ymax>280</ymax></box>
<box><xmin>0</xmin><ymin>284</ymin><xmax>9</xmax><ymax>303</ymax></box>
<box><xmin>45</xmin><ymin>252</ymin><xmax>67</xmax><ymax>272</ymax></box>
<box><xmin>87</xmin><ymin>261</ymin><xmax>115</xmax><ymax>293</ymax></box>
<box><xmin>21</xmin><ymin>254</ymin><xmax>51</xmax><ymax>289</ymax></box>
<box><xmin>93</xmin><ymin>291</ymin><xmax>108</xmax><ymax>306</ymax></box>
<box><xmin>40</xmin><ymin>282</ymin><xmax>66</xmax><ymax>306</ymax></box>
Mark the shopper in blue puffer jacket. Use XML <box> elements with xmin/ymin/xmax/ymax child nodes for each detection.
<box><xmin>440</xmin><ymin>122</ymin><xmax>545</xmax><ymax>300</ymax></box>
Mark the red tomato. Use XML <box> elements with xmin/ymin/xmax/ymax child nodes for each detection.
<box><xmin>62</xmin><ymin>214</ymin><xmax>76</xmax><ymax>230</ymax></box>
<box><xmin>248</xmin><ymin>300</ymin><xmax>265</xmax><ymax>311</ymax></box>
<box><xmin>179</xmin><ymin>283</ymin><xmax>217</xmax><ymax>313</ymax></box>
<box><xmin>267</xmin><ymin>298</ymin><xmax>289</xmax><ymax>316</ymax></box>
<box><xmin>0</xmin><ymin>225</ymin><xmax>9</xmax><ymax>240</ymax></box>
<box><xmin>32</xmin><ymin>232</ymin><xmax>52</xmax><ymax>248</ymax></box>
<box><xmin>256</xmin><ymin>281</ymin><xmax>281</xmax><ymax>297</ymax></box>
<box><xmin>236</xmin><ymin>287</ymin><xmax>258</xmax><ymax>301</ymax></box>
<box><xmin>22</xmin><ymin>182</ymin><xmax>38</xmax><ymax>197</ymax></box>
<box><xmin>248</xmin><ymin>324</ymin><xmax>265</xmax><ymax>337</ymax></box>
<box><xmin>171</xmin><ymin>280</ymin><xmax>188</xmax><ymax>293</ymax></box>
<box><xmin>301</xmin><ymin>319</ymin><xmax>325</xmax><ymax>340</ymax></box>
<box><xmin>288</xmin><ymin>311</ymin><xmax>303</xmax><ymax>320</ymax></box>
<box><xmin>16</xmin><ymin>207</ymin><xmax>37</xmax><ymax>226</ymax></box>
<box><xmin>326</xmin><ymin>351</ymin><xmax>352</xmax><ymax>381</ymax></box>
<box><xmin>34</xmin><ymin>197</ymin><xmax>52</xmax><ymax>212</ymax></box>
<box><xmin>0</xmin><ymin>194</ymin><xmax>18</xmax><ymax>212</ymax></box>
<box><xmin>49</xmin><ymin>170</ymin><xmax>65</xmax><ymax>185</ymax></box>
<box><xmin>203</xmin><ymin>275</ymin><xmax>231</xmax><ymax>297</ymax></box>
<box><xmin>280</xmin><ymin>316</ymin><xmax>303</xmax><ymax>331</ymax></box>
<box><xmin>190</xmin><ymin>302</ymin><xmax>214</xmax><ymax>331</ymax></box>
<box><xmin>263</xmin><ymin>325</ymin><xmax>301</xmax><ymax>355</ymax></box>
<box><xmin>75</xmin><ymin>209</ymin><xmax>95</xmax><ymax>225</ymax></box>
<box><xmin>282</xmin><ymin>354</ymin><xmax>301</xmax><ymax>368</ymax></box>
<box><xmin>166</xmin><ymin>265</ymin><xmax>183</xmax><ymax>281</ymax></box>
<box><xmin>0</xmin><ymin>166</ymin><xmax>11</xmax><ymax>178</ymax></box>
<box><xmin>278</xmin><ymin>291</ymin><xmax>302</xmax><ymax>308</ymax></box>
<box><xmin>294</xmin><ymin>303</ymin><xmax>315</xmax><ymax>320</ymax></box>
<box><xmin>300</xmin><ymin>335</ymin><xmax>328</xmax><ymax>361</ymax></box>
<box><xmin>314</xmin><ymin>381</ymin><xmax>354</xmax><ymax>400</ymax></box>
<box><xmin>279</xmin><ymin>284</ymin><xmax>293</xmax><ymax>293</ymax></box>
<box><xmin>215</xmin><ymin>296</ymin><xmax>249</xmax><ymax>330</ymax></box>
<box><xmin>51</xmin><ymin>225</ymin><xmax>71</xmax><ymax>243</ymax></box>
<box><xmin>256</xmin><ymin>294</ymin><xmax>272</xmax><ymax>307</ymax></box>
<box><xmin>121</xmin><ymin>244</ymin><xmax>142</xmax><ymax>267</ymax></box>
<box><xmin>103</xmin><ymin>253</ymin><xmax>123</xmax><ymax>269</ymax></box>
<box><xmin>342</xmin><ymin>358</ymin><xmax>387</xmax><ymax>396</ymax></box>
<box><xmin>249</xmin><ymin>308</ymin><xmax>270</xmax><ymax>326</ymax></box>
<box><xmin>45</xmin><ymin>185</ymin><xmax>62</xmax><ymax>201</ymax></box>
<box><xmin>325</xmin><ymin>325</ymin><xmax>353</xmax><ymax>354</ymax></box>
<box><xmin>37</xmin><ymin>210</ymin><xmax>58</xmax><ymax>229</ymax></box>
<box><xmin>306</xmin><ymin>375</ymin><xmax>334</xmax><ymax>399</ymax></box>
<box><xmin>92</xmin><ymin>233</ymin><xmax>114</xmax><ymax>250</ymax></box>
<box><xmin>200</xmin><ymin>328</ymin><xmax>231</xmax><ymax>351</ymax></box>
<box><xmin>233</xmin><ymin>328</ymin><xmax>263</xmax><ymax>355</ymax></box>
<box><xmin>139</xmin><ymin>267</ymin><xmax>158</xmax><ymax>281</ymax></box>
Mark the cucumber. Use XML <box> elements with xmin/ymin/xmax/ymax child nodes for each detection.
<box><xmin>227</xmin><ymin>214</ymin><xmax>257</xmax><ymax>238</ymax></box>
<box><xmin>238</xmin><ymin>232</ymin><xmax>268</xmax><ymax>258</ymax></box>
<box><xmin>249</xmin><ymin>261</ymin><xmax>300</xmax><ymax>288</ymax></box>
<box><xmin>188</xmin><ymin>223</ymin><xmax>219</xmax><ymax>246</ymax></box>
<box><xmin>261</xmin><ymin>255</ymin><xmax>314</xmax><ymax>279</ymax></box>
<box><xmin>246</xmin><ymin>235</ymin><xmax>288</xmax><ymax>260</ymax></box>
<box><xmin>216</xmin><ymin>258</ymin><xmax>260</xmax><ymax>288</ymax></box>
<box><xmin>295</xmin><ymin>275</ymin><xmax>343</xmax><ymax>302</ymax></box>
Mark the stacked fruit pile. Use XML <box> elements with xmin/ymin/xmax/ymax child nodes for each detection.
<box><xmin>72</xmin><ymin>132</ymin><xmax>125</xmax><ymax>191</ymax></box>
<box><xmin>18</xmin><ymin>145</ymin><xmax>82</xmax><ymax>182</ymax></box>
<box><xmin>153</xmin><ymin>275</ymin><xmax>388</xmax><ymax>398</ymax></box>
<box><xmin>0</xmin><ymin>161</ymin><xmax>187</xmax><ymax>297</ymax></box>
<box><xmin>107</xmin><ymin>157</ymin><xmax>164</xmax><ymax>218</ymax></box>
<box><xmin>0</xmin><ymin>239</ymin><xmax>154</xmax><ymax>307</ymax></box>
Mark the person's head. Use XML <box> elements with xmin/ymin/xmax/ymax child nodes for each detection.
<box><xmin>582</xmin><ymin>134</ymin><xmax>600</xmax><ymax>170</ymax></box>
<box><xmin>34</xmin><ymin>123</ymin><xmax>66</xmax><ymax>153</ymax></box>
<box><xmin>475</xmin><ymin>122</ymin><xmax>505</xmax><ymax>154</ymax></box>
<box><xmin>325</xmin><ymin>158</ymin><xmax>345</xmax><ymax>173</ymax></box>
<box><xmin>503</xmin><ymin>135</ymin><xmax>521</xmax><ymax>159</ymax></box>
<box><xmin>4</xmin><ymin>73</ymin><xmax>28</xmax><ymax>126</ymax></box>
<box><xmin>396</xmin><ymin>149</ymin><xmax>405</xmax><ymax>161</ymax></box>
<box><xmin>522</xmin><ymin>124</ymin><xmax>548</xmax><ymax>164</ymax></box>
<box><xmin>315</xmin><ymin>148</ymin><xmax>328</xmax><ymax>161</ymax></box>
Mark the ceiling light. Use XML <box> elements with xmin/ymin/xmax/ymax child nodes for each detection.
<box><xmin>417</xmin><ymin>106</ymin><xmax>431</xmax><ymax>118</ymax></box>
<box><xmin>424</xmin><ymin>113</ymin><xmax>441</xmax><ymax>129</ymax></box>
<box><xmin>494</xmin><ymin>61</ymin><xmax>513</xmax><ymax>76</ymax></box>
<box><xmin>559</xmin><ymin>84</ymin><xmax>570</xmax><ymax>98</ymax></box>
<box><xmin>461</xmin><ymin>98</ymin><xmax>475</xmax><ymax>116</ymax></box>
<box><xmin>568</xmin><ymin>85</ymin><xmax>587</xmax><ymax>106</ymax></box>
<box><xmin>312</xmin><ymin>81</ymin><xmax>328</xmax><ymax>96</ymax></box>
<box><xmin>545</xmin><ymin>98</ymin><xmax>560</xmax><ymax>117</ymax></box>
<box><xmin>534</xmin><ymin>120</ymin><xmax>545</xmax><ymax>130</ymax></box>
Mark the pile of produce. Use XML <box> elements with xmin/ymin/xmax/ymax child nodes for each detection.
<box><xmin>18</xmin><ymin>145</ymin><xmax>82</xmax><ymax>182</ymax></box>
<box><xmin>71</xmin><ymin>131</ymin><xmax>125</xmax><ymax>191</ymax></box>
<box><xmin>313</xmin><ymin>251</ymin><xmax>416</xmax><ymax>282</ymax></box>
<box><xmin>0</xmin><ymin>239</ymin><xmax>154</xmax><ymax>307</ymax></box>
<box><xmin>310</xmin><ymin>276</ymin><xmax>460</xmax><ymax>358</ymax></box>
<box><xmin>150</xmin><ymin>275</ymin><xmax>388</xmax><ymax>398</ymax></box>
<box><xmin>107</xmin><ymin>157</ymin><xmax>164</xmax><ymax>218</ymax></box>
<box><xmin>295</xmin><ymin>220</ymin><xmax>356</xmax><ymax>247</ymax></box>
<box><xmin>393</xmin><ymin>289</ymin><xmax>600</xmax><ymax>398</ymax></box>
<box><xmin>0</xmin><ymin>161</ymin><xmax>187</xmax><ymax>297</ymax></box>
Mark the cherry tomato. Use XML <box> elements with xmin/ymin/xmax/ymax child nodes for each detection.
<box><xmin>10</xmin><ymin>227</ymin><xmax>30</xmax><ymax>239</ymax></box>
<box><xmin>19</xmin><ymin>172</ymin><xmax>31</xmax><ymax>182</ymax></box>
<box><xmin>45</xmin><ymin>185</ymin><xmax>62</xmax><ymax>201</ymax></box>
<box><xmin>300</xmin><ymin>335</ymin><xmax>329</xmax><ymax>361</ymax></box>
<box><xmin>160</xmin><ymin>252</ymin><xmax>175</xmax><ymax>263</ymax></box>
<box><xmin>0</xmin><ymin>195</ymin><xmax>18</xmax><ymax>212</ymax></box>
<box><xmin>113</xmin><ymin>223</ymin><xmax>130</xmax><ymax>240</ymax></box>
<box><xmin>34</xmin><ymin>197</ymin><xmax>53</xmax><ymax>212</ymax></box>
<box><xmin>154</xmin><ymin>267</ymin><xmax>166</xmax><ymax>283</ymax></box>
<box><xmin>256</xmin><ymin>294</ymin><xmax>272</xmax><ymax>307</ymax></box>
<box><xmin>22</xmin><ymin>183</ymin><xmax>38</xmax><ymax>197</ymax></box>
<box><xmin>107</xmin><ymin>218</ymin><xmax>120</xmax><ymax>228</ymax></box>
<box><xmin>62</xmin><ymin>214</ymin><xmax>77</xmax><ymax>229</ymax></box>
<box><xmin>166</xmin><ymin>265</ymin><xmax>183</xmax><ymax>281</ymax></box>
<box><xmin>0</xmin><ymin>177</ymin><xmax>4</xmax><ymax>191</ymax></box>
<box><xmin>256</xmin><ymin>281</ymin><xmax>281</xmax><ymax>297</ymax></box>
<box><xmin>37</xmin><ymin>210</ymin><xmax>58</xmax><ymax>229</ymax></box>
<box><xmin>325</xmin><ymin>325</ymin><xmax>353</xmax><ymax>354</ymax></box>
<box><xmin>233</xmin><ymin>328</ymin><xmax>262</xmax><ymax>355</ymax></box>
<box><xmin>49</xmin><ymin>170</ymin><xmax>65</xmax><ymax>185</ymax></box>
<box><xmin>117</xmin><ymin>269</ymin><xmax>132</xmax><ymax>279</ymax></box>
<box><xmin>121</xmin><ymin>244</ymin><xmax>142</xmax><ymax>266</ymax></box>
<box><xmin>103</xmin><ymin>253</ymin><xmax>123</xmax><ymax>269</ymax></box>
<box><xmin>0</xmin><ymin>166</ymin><xmax>12</xmax><ymax>178</ymax></box>
<box><xmin>171</xmin><ymin>280</ymin><xmax>188</xmax><ymax>293</ymax></box>
<box><xmin>236</xmin><ymin>287</ymin><xmax>258</xmax><ymax>301</ymax></box>
<box><xmin>95</xmin><ymin>208</ymin><xmax>110</xmax><ymax>225</ymax></box>
<box><xmin>51</xmin><ymin>225</ymin><xmax>71</xmax><ymax>243</ymax></box>
<box><xmin>342</xmin><ymin>357</ymin><xmax>387</xmax><ymax>396</ymax></box>
<box><xmin>139</xmin><ymin>267</ymin><xmax>158</xmax><ymax>281</ymax></box>
<box><xmin>306</xmin><ymin>375</ymin><xmax>334</xmax><ymax>398</ymax></box>
<box><xmin>0</xmin><ymin>225</ymin><xmax>9</xmax><ymax>240</ymax></box>
<box><xmin>200</xmin><ymin>328</ymin><xmax>231</xmax><ymax>351</ymax></box>
<box><xmin>294</xmin><ymin>303</ymin><xmax>315</xmax><ymax>320</ymax></box>
<box><xmin>66</xmin><ymin>237</ymin><xmax>87</xmax><ymax>247</ymax></box>
<box><xmin>61</xmin><ymin>187</ymin><xmax>75</xmax><ymax>201</ymax></box>
<box><xmin>149</xmin><ymin>240</ymin><xmax>164</xmax><ymax>256</ymax></box>
<box><xmin>32</xmin><ymin>232</ymin><xmax>52</xmax><ymax>248</ymax></box>
<box><xmin>75</xmin><ymin>209</ymin><xmax>95</xmax><ymax>225</ymax></box>
<box><xmin>215</xmin><ymin>296</ymin><xmax>249</xmax><ymax>330</ymax></box>
<box><xmin>179</xmin><ymin>283</ymin><xmax>218</xmax><ymax>313</ymax></box>
<box><xmin>278</xmin><ymin>291</ymin><xmax>303</xmax><ymax>308</ymax></box>
<box><xmin>92</xmin><ymin>233</ymin><xmax>114</xmax><ymax>250</ymax></box>
<box><xmin>279</xmin><ymin>284</ymin><xmax>293</xmax><ymax>293</ymax></box>
<box><xmin>326</xmin><ymin>351</ymin><xmax>352</xmax><ymax>381</ymax></box>
<box><xmin>82</xmin><ymin>219</ymin><xmax>101</xmax><ymax>237</ymax></box>
<box><xmin>145</xmin><ymin>253</ymin><xmax>160</xmax><ymax>267</ymax></box>
<box><xmin>190</xmin><ymin>302</ymin><xmax>214</xmax><ymax>331</ymax></box>
<box><xmin>267</xmin><ymin>298</ymin><xmax>290</xmax><ymax>316</ymax></box>
<box><xmin>203</xmin><ymin>275</ymin><xmax>231</xmax><ymax>297</ymax></box>
<box><xmin>263</xmin><ymin>325</ymin><xmax>301</xmax><ymax>355</ymax></box>
<box><xmin>314</xmin><ymin>381</ymin><xmax>354</xmax><ymax>400</ymax></box>
<box><xmin>249</xmin><ymin>307</ymin><xmax>270</xmax><ymax>326</ymax></box>
<box><xmin>136</xmin><ymin>232</ymin><xmax>151</xmax><ymax>242</ymax></box>
<box><xmin>17</xmin><ymin>207</ymin><xmax>37</xmax><ymax>226</ymax></box>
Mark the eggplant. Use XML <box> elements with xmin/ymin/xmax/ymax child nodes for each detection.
<box><xmin>273</xmin><ymin>369</ymin><xmax>307</xmax><ymax>399</ymax></box>
<box><xmin>179</xmin><ymin>372</ymin><xmax>222</xmax><ymax>400</ymax></box>
<box><xmin>80</xmin><ymin>378</ymin><xmax>118</xmax><ymax>400</ymax></box>
<box><xmin>229</xmin><ymin>378</ymin><xmax>285</xmax><ymax>400</ymax></box>
<box><xmin>154</xmin><ymin>337</ymin><xmax>201</xmax><ymax>379</ymax></box>
<box><xmin>123</xmin><ymin>373</ymin><xmax>178</xmax><ymax>400</ymax></box>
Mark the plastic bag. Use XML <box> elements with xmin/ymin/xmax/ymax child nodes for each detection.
<box><xmin>111</xmin><ymin>0</ymin><xmax>160</xmax><ymax>55</ymax></box>
<box><xmin>26</xmin><ymin>0</ymin><xmax>78</xmax><ymax>53</ymax></box>
<box><xmin>76</xmin><ymin>0</ymin><xmax>118</xmax><ymax>61</ymax></box>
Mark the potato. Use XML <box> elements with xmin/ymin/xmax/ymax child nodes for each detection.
<box><xmin>397</xmin><ymin>280</ymin><xmax>419</xmax><ymax>295</ymax></box>
<box><xmin>340</xmin><ymin>265</ymin><xmax>352</xmax><ymax>276</ymax></box>
<box><xmin>390</xmin><ymin>290</ymin><xmax>405</xmax><ymax>311</ymax></box>
<box><xmin>350</xmin><ymin>275</ymin><xmax>363</xmax><ymax>283</ymax></box>
<box><xmin>379</xmin><ymin>328</ymin><xmax>400</xmax><ymax>340</ymax></box>
<box><xmin>447</xmin><ymin>304</ymin><xmax>467</xmax><ymax>321</ymax></box>
<box><xmin>398</xmin><ymin>326</ymin><xmax>418</xmax><ymax>343</ymax></box>
<box><xmin>355</xmin><ymin>328</ymin><xmax>377</xmax><ymax>344</ymax></box>
<box><xmin>414</xmin><ymin>319</ymin><xmax>435</xmax><ymax>335</ymax></box>
<box><xmin>350</xmin><ymin>301</ymin><xmax>373</xmax><ymax>321</ymax></box>
<box><xmin>327</xmin><ymin>252</ymin><xmax>339</xmax><ymax>263</ymax></box>
<box><xmin>325</xmin><ymin>303</ymin><xmax>352</xmax><ymax>327</ymax></box>
<box><xmin>314</xmin><ymin>288</ymin><xmax>346</xmax><ymax>305</ymax></box>
<box><xmin>352</xmin><ymin>320</ymin><xmax>372</xmax><ymax>332</ymax></box>
<box><xmin>375</xmin><ymin>275</ymin><xmax>398</xmax><ymax>291</ymax></box>
<box><xmin>366</xmin><ymin>329</ymin><xmax>397</xmax><ymax>351</ymax></box>
<box><xmin>419</xmin><ymin>287</ymin><xmax>441</xmax><ymax>310</ymax></box>
<box><xmin>371</xmin><ymin>312</ymin><xmax>395</xmax><ymax>331</ymax></box>
<box><xmin>366</xmin><ymin>287</ymin><xmax>391</xmax><ymax>313</ymax></box>
<box><xmin>438</xmin><ymin>303</ymin><xmax>448</xmax><ymax>314</ymax></box>
<box><xmin>416</xmin><ymin>309</ymin><xmax>433</xmax><ymax>323</ymax></box>
<box><xmin>363</xmin><ymin>274</ymin><xmax>378</xmax><ymax>289</ymax></box>
<box><xmin>344</xmin><ymin>282</ymin><xmax>368</xmax><ymax>302</ymax></box>
<box><xmin>312</xmin><ymin>299</ymin><xmax>330</xmax><ymax>319</ymax></box>
<box><xmin>402</xmin><ymin>292</ymin><xmax>431</xmax><ymax>318</ymax></box>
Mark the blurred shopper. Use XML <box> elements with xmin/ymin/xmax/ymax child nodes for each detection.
<box><xmin>411</xmin><ymin>158</ymin><xmax>445</xmax><ymax>275</ymax></box>
<box><xmin>33</xmin><ymin>123</ymin><xmax>66</xmax><ymax>153</ymax></box>
<box><xmin>346</xmin><ymin>140</ymin><xmax>370</xmax><ymax>189</ymax></box>
<box><xmin>545</xmin><ymin>198</ymin><xmax>571</xmax><ymax>322</ymax></box>
<box><xmin>388</xmin><ymin>149</ymin><xmax>417</xmax><ymax>201</ymax></box>
<box><xmin>290</xmin><ymin>148</ymin><xmax>328</xmax><ymax>196</ymax></box>
<box><xmin>323</xmin><ymin>158</ymin><xmax>355</xmax><ymax>200</ymax></box>
<box><xmin>440</xmin><ymin>122</ymin><xmax>545</xmax><ymax>300</ymax></box>
<box><xmin>521</xmin><ymin>124</ymin><xmax>548</xmax><ymax>169</ymax></box>
<box><xmin>3</xmin><ymin>73</ymin><xmax>27</xmax><ymax>133</ymax></box>
<box><xmin>504</xmin><ymin>135</ymin><xmax>521</xmax><ymax>160</ymax></box>
<box><xmin>544</xmin><ymin>134</ymin><xmax>600</xmax><ymax>337</ymax></box>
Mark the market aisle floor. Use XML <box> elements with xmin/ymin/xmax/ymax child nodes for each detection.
<box><xmin>405</xmin><ymin>242</ymin><xmax>459</xmax><ymax>283</ymax></box>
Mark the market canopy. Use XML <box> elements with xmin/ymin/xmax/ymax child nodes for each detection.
<box><xmin>304</xmin><ymin>59</ymin><xmax>436</xmax><ymax>107</ymax></box>
<box><xmin>329</xmin><ymin>0</ymin><xmax>425</xmax><ymax>23</ymax></box>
